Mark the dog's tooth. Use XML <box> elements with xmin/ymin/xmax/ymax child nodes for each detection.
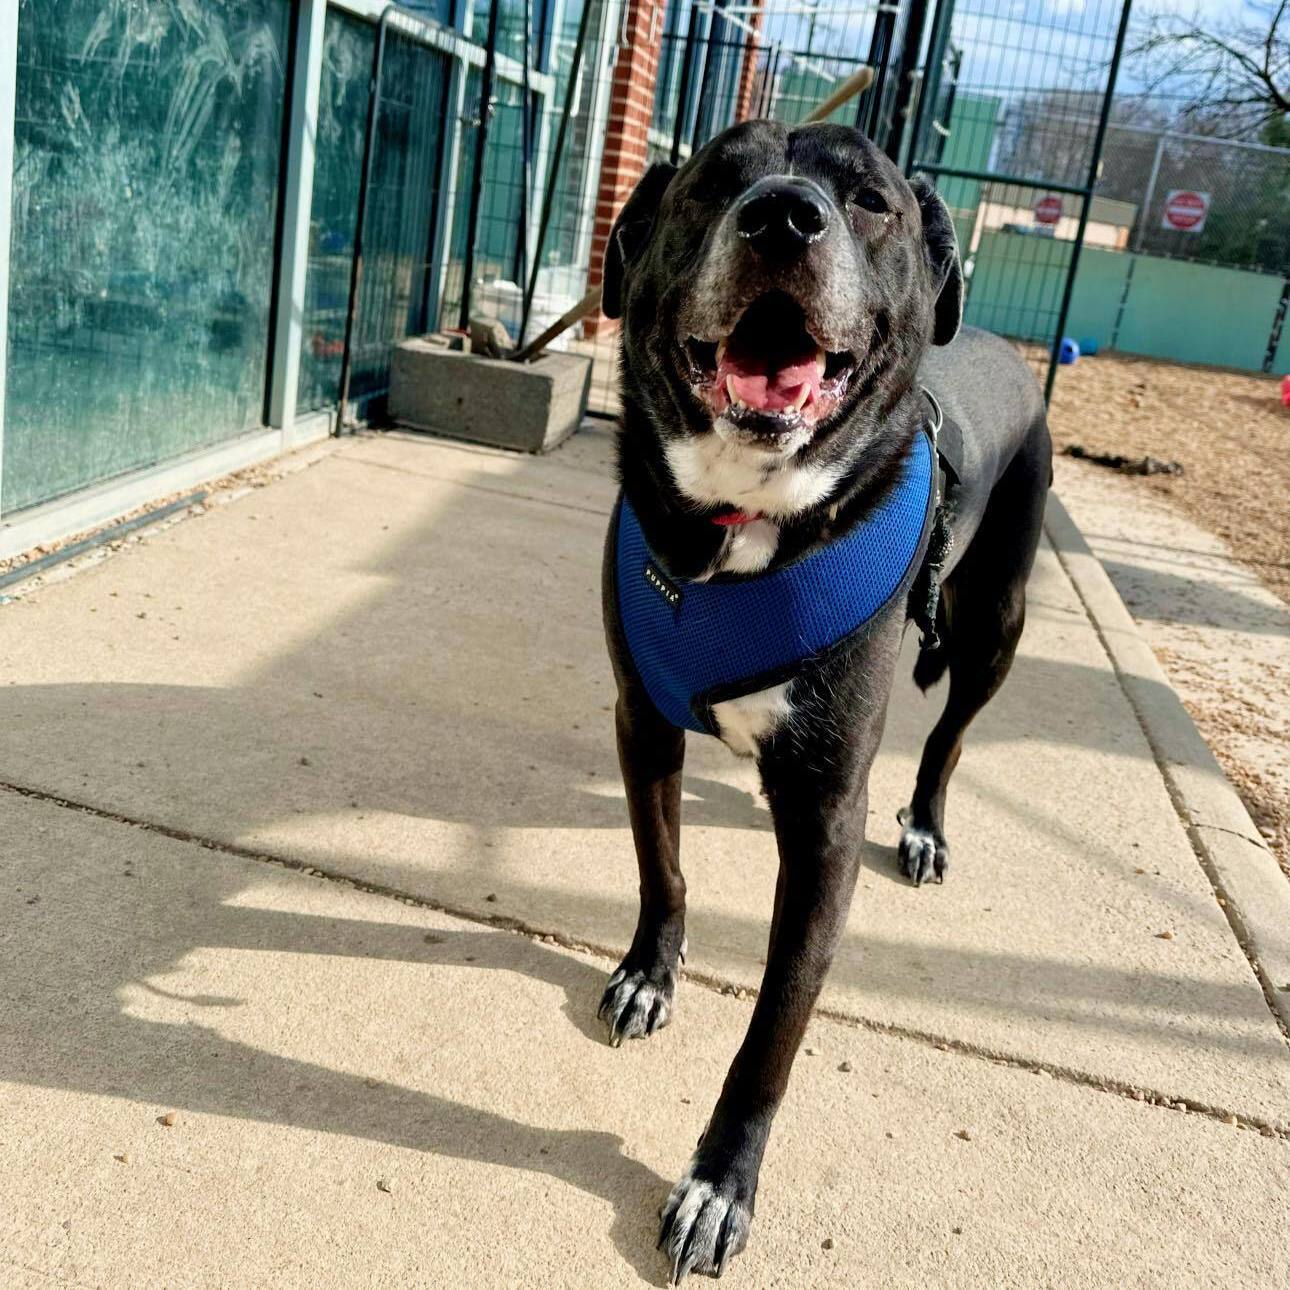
<box><xmin>814</xmin><ymin>347</ymin><xmax>827</xmax><ymax>375</ymax></box>
<box><xmin>793</xmin><ymin>384</ymin><xmax>811</xmax><ymax>411</ymax></box>
<box><xmin>716</xmin><ymin>339</ymin><xmax>727</xmax><ymax>366</ymax></box>
<box><xmin>726</xmin><ymin>375</ymin><xmax>740</xmax><ymax>406</ymax></box>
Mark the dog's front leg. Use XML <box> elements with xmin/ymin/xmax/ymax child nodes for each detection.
<box><xmin>600</xmin><ymin>680</ymin><xmax>688</xmax><ymax>1045</ymax></box>
<box><xmin>659</xmin><ymin>675</ymin><xmax>883</xmax><ymax>1281</ymax></box>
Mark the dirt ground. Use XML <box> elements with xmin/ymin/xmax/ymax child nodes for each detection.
<box><xmin>1043</xmin><ymin>350</ymin><xmax>1289</xmax><ymax>877</ymax></box>
<box><xmin>1043</xmin><ymin>350</ymin><xmax>1289</xmax><ymax>602</ymax></box>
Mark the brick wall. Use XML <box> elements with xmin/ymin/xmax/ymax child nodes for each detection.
<box><xmin>585</xmin><ymin>0</ymin><xmax>664</xmax><ymax>336</ymax></box>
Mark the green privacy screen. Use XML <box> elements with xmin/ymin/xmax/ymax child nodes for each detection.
<box><xmin>3</xmin><ymin>0</ymin><xmax>289</xmax><ymax>515</ymax></box>
<box><xmin>965</xmin><ymin>231</ymin><xmax>1286</xmax><ymax>374</ymax></box>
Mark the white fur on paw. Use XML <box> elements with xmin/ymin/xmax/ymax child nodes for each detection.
<box><xmin>898</xmin><ymin>824</ymin><xmax>948</xmax><ymax>886</ymax></box>
<box><xmin>599</xmin><ymin>967</ymin><xmax>675</xmax><ymax>1046</ymax></box>
<box><xmin>659</xmin><ymin>1166</ymin><xmax>752</xmax><ymax>1281</ymax></box>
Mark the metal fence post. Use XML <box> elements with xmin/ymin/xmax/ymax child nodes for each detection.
<box><xmin>884</xmin><ymin>0</ymin><xmax>930</xmax><ymax>165</ymax></box>
<box><xmin>670</xmin><ymin>4</ymin><xmax>703</xmax><ymax>163</ymax></box>
<box><xmin>906</xmin><ymin>0</ymin><xmax>954</xmax><ymax>170</ymax></box>
<box><xmin>1045</xmin><ymin>0</ymin><xmax>1135</xmax><ymax>403</ymax></box>
<box><xmin>337</xmin><ymin>8</ymin><xmax>391</xmax><ymax>428</ymax></box>
<box><xmin>857</xmin><ymin>5</ymin><xmax>895</xmax><ymax>137</ymax></box>
<box><xmin>1265</xmin><ymin>278</ymin><xmax>1289</xmax><ymax>374</ymax></box>
<box><xmin>0</xmin><ymin>0</ymin><xmax>19</xmax><ymax>517</ymax></box>
<box><xmin>268</xmin><ymin>0</ymin><xmax>328</xmax><ymax>436</ymax></box>
<box><xmin>1135</xmin><ymin>130</ymin><xmax>1165</xmax><ymax>253</ymax></box>
<box><xmin>520</xmin><ymin>0</ymin><xmax>595</xmax><ymax>341</ymax></box>
<box><xmin>457</xmin><ymin>0</ymin><xmax>501</xmax><ymax>331</ymax></box>
<box><xmin>692</xmin><ymin>1</ymin><xmax>724</xmax><ymax>150</ymax></box>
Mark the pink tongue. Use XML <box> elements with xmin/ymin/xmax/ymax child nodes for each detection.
<box><xmin>717</xmin><ymin>351</ymin><xmax>822</xmax><ymax>413</ymax></box>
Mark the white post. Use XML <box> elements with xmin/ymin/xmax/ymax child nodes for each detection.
<box><xmin>268</xmin><ymin>0</ymin><xmax>328</xmax><ymax>435</ymax></box>
<box><xmin>1135</xmin><ymin>131</ymin><xmax>1165</xmax><ymax>253</ymax></box>
<box><xmin>0</xmin><ymin>0</ymin><xmax>20</xmax><ymax>516</ymax></box>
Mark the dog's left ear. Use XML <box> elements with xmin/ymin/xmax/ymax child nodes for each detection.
<box><xmin>601</xmin><ymin>162</ymin><xmax>677</xmax><ymax>320</ymax></box>
<box><xmin>911</xmin><ymin>175</ymin><xmax>962</xmax><ymax>346</ymax></box>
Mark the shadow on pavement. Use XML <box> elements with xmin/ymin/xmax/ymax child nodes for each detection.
<box><xmin>2</xmin><ymin>836</ymin><xmax>672</xmax><ymax>1284</ymax></box>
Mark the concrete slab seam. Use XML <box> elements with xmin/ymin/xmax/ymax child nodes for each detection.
<box><xmin>4</xmin><ymin>778</ymin><xmax>1285</xmax><ymax>1140</ymax></box>
<box><xmin>1044</xmin><ymin>492</ymin><xmax>1290</xmax><ymax>1041</ymax></box>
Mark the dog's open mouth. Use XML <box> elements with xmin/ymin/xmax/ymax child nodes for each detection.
<box><xmin>683</xmin><ymin>291</ymin><xmax>857</xmax><ymax>436</ymax></box>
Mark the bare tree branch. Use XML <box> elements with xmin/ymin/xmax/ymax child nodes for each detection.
<box><xmin>1128</xmin><ymin>0</ymin><xmax>1289</xmax><ymax>131</ymax></box>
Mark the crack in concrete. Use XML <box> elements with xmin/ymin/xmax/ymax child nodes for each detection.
<box><xmin>1189</xmin><ymin>820</ymin><xmax>1274</xmax><ymax>853</ymax></box>
<box><xmin>3</xmin><ymin>778</ymin><xmax>1286</xmax><ymax>1142</ymax></box>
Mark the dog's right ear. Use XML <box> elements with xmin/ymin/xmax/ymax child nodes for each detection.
<box><xmin>601</xmin><ymin>162</ymin><xmax>677</xmax><ymax>320</ymax></box>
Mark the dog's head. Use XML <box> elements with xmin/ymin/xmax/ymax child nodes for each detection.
<box><xmin>604</xmin><ymin>121</ymin><xmax>961</xmax><ymax>508</ymax></box>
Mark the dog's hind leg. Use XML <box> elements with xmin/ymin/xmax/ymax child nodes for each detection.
<box><xmin>899</xmin><ymin>423</ymin><xmax>1050</xmax><ymax>885</ymax></box>
<box><xmin>599</xmin><ymin>681</ymin><xmax>689</xmax><ymax>1044</ymax></box>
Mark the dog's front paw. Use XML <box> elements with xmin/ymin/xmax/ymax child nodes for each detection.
<box><xmin>659</xmin><ymin>1165</ymin><xmax>753</xmax><ymax>1282</ymax></box>
<box><xmin>598</xmin><ymin>960</ymin><xmax>677</xmax><ymax>1046</ymax></box>
<box><xmin>897</xmin><ymin>808</ymin><xmax>949</xmax><ymax>886</ymax></box>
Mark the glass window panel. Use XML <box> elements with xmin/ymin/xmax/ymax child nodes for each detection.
<box><xmin>300</xmin><ymin>10</ymin><xmax>449</xmax><ymax>410</ymax></box>
<box><xmin>3</xmin><ymin>0</ymin><xmax>290</xmax><ymax>514</ymax></box>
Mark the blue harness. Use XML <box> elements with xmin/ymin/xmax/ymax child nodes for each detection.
<box><xmin>613</xmin><ymin>422</ymin><xmax>938</xmax><ymax>735</ymax></box>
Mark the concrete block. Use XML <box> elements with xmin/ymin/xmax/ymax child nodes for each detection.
<box><xmin>389</xmin><ymin>336</ymin><xmax>592</xmax><ymax>453</ymax></box>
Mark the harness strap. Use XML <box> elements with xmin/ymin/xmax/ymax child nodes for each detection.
<box><xmin>913</xmin><ymin>387</ymin><xmax>956</xmax><ymax>650</ymax></box>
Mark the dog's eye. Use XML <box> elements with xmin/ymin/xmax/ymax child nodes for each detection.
<box><xmin>849</xmin><ymin>189</ymin><xmax>889</xmax><ymax>215</ymax></box>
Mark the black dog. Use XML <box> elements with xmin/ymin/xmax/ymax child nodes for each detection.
<box><xmin>598</xmin><ymin>121</ymin><xmax>1050</xmax><ymax>1280</ymax></box>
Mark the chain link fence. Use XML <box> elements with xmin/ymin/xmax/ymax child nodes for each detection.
<box><xmin>1033</xmin><ymin>115</ymin><xmax>1290</xmax><ymax>275</ymax></box>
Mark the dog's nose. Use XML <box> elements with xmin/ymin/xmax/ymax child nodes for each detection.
<box><xmin>735</xmin><ymin>179</ymin><xmax>830</xmax><ymax>259</ymax></box>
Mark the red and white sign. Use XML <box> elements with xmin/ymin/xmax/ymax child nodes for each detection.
<box><xmin>1161</xmin><ymin>189</ymin><xmax>1210</xmax><ymax>233</ymax></box>
<box><xmin>1034</xmin><ymin>194</ymin><xmax>1063</xmax><ymax>225</ymax></box>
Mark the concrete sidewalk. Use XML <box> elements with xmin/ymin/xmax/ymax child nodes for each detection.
<box><xmin>1</xmin><ymin>426</ymin><xmax>1286</xmax><ymax>1287</ymax></box>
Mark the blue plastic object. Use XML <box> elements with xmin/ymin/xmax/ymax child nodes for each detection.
<box><xmin>1059</xmin><ymin>337</ymin><xmax>1081</xmax><ymax>365</ymax></box>
<box><xmin>613</xmin><ymin>431</ymin><xmax>934</xmax><ymax>734</ymax></box>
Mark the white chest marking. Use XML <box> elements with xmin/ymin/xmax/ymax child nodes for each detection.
<box><xmin>664</xmin><ymin>421</ymin><xmax>843</xmax><ymax>519</ymax></box>
<box><xmin>712</xmin><ymin>682</ymin><xmax>793</xmax><ymax>758</ymax></box>
<box><xmin>712</xmin><ymin>517</ymin><xmax>780</xmax><ymax>575</ymax></box>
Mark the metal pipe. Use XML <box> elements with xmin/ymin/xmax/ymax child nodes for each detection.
<box><xmin>337</xmin><ymin>7</ymin><xmax>392</xmax><ymax>430</ymax></box>
<box><xmin>0</xmin><ymin>493</ymin><xmax>207</xmax><ymax>594</ymax></box>
<box><xmin>671</xmin><ymin>3</ymin><xmax>703</xmax><ymax>162</ymax></box>
<box><xmin>910</xmin><ymin>161</ymin><xmax>1091</xmax><ymax>198</ymax></box>
<box><xmin>520</xmin><ymin>0</ymin><xmax>595</xmax><ymax>339</ymax></box>
<box><xmin>458</xmin><ymin>0</ymin><xmax>502</xmax><ymax>331</ymax></box>
<box><xmin>1044</xmin><ymin>0</ymin><xmax>1136</xmax><ymax>404</ymax></box>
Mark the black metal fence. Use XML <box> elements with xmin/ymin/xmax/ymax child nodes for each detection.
<box><xmin>330</xmin><ymin>0</ymin><xmax>1141</xmax><ymax>425</ymax></box>
<box><xmin>904</xmin><ymin>0</ymin><xmax>1136</xmax><ymax>397</ymax></box>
